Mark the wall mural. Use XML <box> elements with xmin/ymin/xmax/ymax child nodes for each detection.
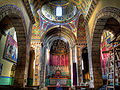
<box><xmin>100</xmin><ymin>31</ymin><xmax>113</xmax><ymax>80</ymax></box>
<box><xmin>3</xmin><ymin>35</ymin><xmax>18</xmax><ymax>62</ymax></box>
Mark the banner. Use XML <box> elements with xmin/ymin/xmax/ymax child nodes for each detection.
<box><xmin>49</xmin><ymin>54</ymin><xmax>69</xmax><ymax>66</ymax></box>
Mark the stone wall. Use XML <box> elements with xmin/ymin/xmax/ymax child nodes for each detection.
<box><xmin>0</xmin><ymin>1</ymin><xmax>33</xmax><ymax>87</ymax></box>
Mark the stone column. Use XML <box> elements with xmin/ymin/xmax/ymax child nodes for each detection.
<box><xmin>39</xmin><ymin>44</ymin><xmax>47</xmax><ymax>88</ymax></box>
<box><xmin>77</xmin><ymin>46</ymin><xmax>82</xmax><ymax>84</ymax></box>
<box><xmin>44</xmin><ymin>46</ymin><xmax>50</xmax><ymax>89</ymax></box>
<box><xmin>70</xmin><ymin>48</ymin><xmax>73</xmax><ymax>87</ymax></box>
<box><xmin>85</xmin><ymin>25</ymin><xmax>94</xmax><ymax>88</ymax></box>
<box><xmin>71</xmin><ymin>45</ymin><xmax>79</xmax><ymax>86</ymax></box>
<box><xmin>75</xmin><ymin>45</ymin><xmax>79</xmax><ymax>86</ymax></box>
<box><xmin>37</xmin><ymin>44</ymin><xmax>41</xmax><ymax>86</ymax></box>
<box><xmin>31</xmin><ymin>43</ymin><xmax>41</xmax><ymax>86</ymax></box>
<box><xmin>33</xmin><ymin>45</ymin><xmax>37</xmax><ymax>85</ymax></box>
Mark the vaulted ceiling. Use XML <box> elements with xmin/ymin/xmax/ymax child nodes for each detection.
<box><xmin>29</xmin><ymin>0</ymin><xmax>94</xmax><ymax>42</ymax></box>
<box><xmin>29</xmin><ymin>0</ymin><xmax>93</xmax><ymax>19</ymax></box>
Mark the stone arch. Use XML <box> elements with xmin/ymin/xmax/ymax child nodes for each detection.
<box><xmin>39</xmin><ymin>26</ymin><xmax>78</xmax><ymax>88</ymax></box>
<box><xmin>91</xmin><ymin>7</ymin><xmax>120</xmax><ymax>89</ymax></box>
<box><xmin>41</xmin><ymin>25</ymin><xmax>77</xmax><ymax>47</ymax></box>
<box><xmin>0</xmin><ymin>5</ymin><xmax>27</xmax><ymax>87</ymax></box>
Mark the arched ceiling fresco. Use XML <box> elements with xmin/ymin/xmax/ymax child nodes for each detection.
<box><xmin>30</xmin><ymin>0</ymin><xmax>93</xmax><ymax>41</ymax></box>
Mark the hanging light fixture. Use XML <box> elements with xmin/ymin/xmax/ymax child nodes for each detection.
<box><xmin>58</xmin><ymin>25</ymin><xmax>62</xmax><ymax>39</ymax></box>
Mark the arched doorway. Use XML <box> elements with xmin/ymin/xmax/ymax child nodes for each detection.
<box><xmin>91</xmin><ymin>7</ymin><xmax>120</xmax><ymax>89</ymax></box>
<box><xmin>46</xmin><ymin>39</ymin><xmax>71</xmax><ymax>89</ymax></box>
<box><xmin>40</xmin><ymin>26</ymin><xmax>78</xmax><ymax>89</ymax></box>
<box><xmin>100</xmin><ymin>30</ymin><xmax>114</xmax><ymax>86</ymax></box>
<box><xmin>0</xmin><ymin>5</ymin><xmax>28</xmax><ymax>87</ymax></box>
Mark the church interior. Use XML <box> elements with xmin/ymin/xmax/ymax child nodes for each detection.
<box><xmin>0</xmin><ymin>0</ymin><xmax>120</xmax><ymax>90</ymax></box>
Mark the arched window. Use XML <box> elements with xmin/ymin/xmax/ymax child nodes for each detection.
<box><xmin>56</xmin><ymin>6</ymin><xmax>62</xmax><ymax>16</ymax></box>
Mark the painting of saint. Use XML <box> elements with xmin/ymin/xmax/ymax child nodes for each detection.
<box><xmin>3</xmin><ymin>35</ymin><xmax>18</xmax><ymax>62</ymax></box>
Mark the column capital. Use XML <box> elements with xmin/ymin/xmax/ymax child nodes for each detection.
<box><xmin>70</xmin><ymin>43</ymin><xmax>77</xmax><ymax>49</ymax></box>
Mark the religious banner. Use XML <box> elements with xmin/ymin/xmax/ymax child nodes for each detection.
<box><xmin>3</xmin><ymin>35</ymin><xmax>18</xmax><ymax>62</ymax></box>
<box><xmin>49</xmin><ymin>54</ymin><xmax>69</xmax><ymax>66</ymax></box>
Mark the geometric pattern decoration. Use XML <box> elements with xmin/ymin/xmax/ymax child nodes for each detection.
<box><xmin>71</xmin><ymin>0</ymin><xmax>93</xmax><ymax>16</ymax></box>
<box><xmin>29</xmin><ymin>0</ymin><xmax>40</xmax><ymax>23</ymax></box>
<box><xmin>31</xmin><ymin>23</ymin><xmax>41</xmax><ymax>40</ymax></box>
<box><xmin>77</xmin><ymin>14</ymin><xmax>86</xmax><ymax>45</ymax></box>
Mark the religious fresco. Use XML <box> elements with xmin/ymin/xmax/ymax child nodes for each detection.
<box><xmin>100</xmin><ymin>31</ymin><xmax>114</xmax><ymax>80</ymax></box>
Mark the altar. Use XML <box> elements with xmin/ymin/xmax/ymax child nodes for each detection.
<box><xmin>47</xmin><ymin>77</ymin><xmax>71</xmax><ymax>90</ymax></box>
<box><xmin>47</xmin><ymin>85</ymin><xmax>71</xmax><ymax>90</ymax></box>
<box><xmin>49</xmin><ymin>78</ymin><xmax>67</xmax><ymax>85</ymax></box>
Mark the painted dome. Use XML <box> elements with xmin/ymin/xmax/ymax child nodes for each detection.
<box><xmin>40</xmin><ymin>0</ymin><xmax>78</xmax><ymax>23</ymax></box>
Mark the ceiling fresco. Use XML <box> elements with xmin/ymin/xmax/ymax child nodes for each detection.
<box><xmin>30</xmin><ymin>0</ymin><xmax>93</xmax><ymax>41</ymax></box>
<box><xmin>41</xmin><ymin>1</ymin><xmax>78</xmax><ymax>23</ymax></box>
<box><xmin>30</xmin><ymin>0</ymin><xmax>93</xmax><ymax>17</ymax></box>
<box><xmin>38</xmin><ymin>13</ymin><xmax>80</xmax><ymax>38</ymax></box>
